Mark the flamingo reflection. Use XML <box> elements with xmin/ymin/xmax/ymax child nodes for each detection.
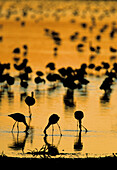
<box><xmin>39</xmin><ymin>133</ymin><xmax>61</xmax><ymax>158</ymax></box>
<box><xmin>100</xmin><ymin>89</ymin><xmax>112</xmax><ymax>104</ymax></box>
<box><xmin>8</xmin><ymin>131</ymin><xmax>29</xmax><ymax>153</ymax></box>
<box><xmin>63</xmin><ymin>88</ymin><xmax>75</xmax><ymax>107</ymax></box>
<box><xmin>74</xmin><ymin>131</ymin><xmax>83</xmax><ymax>151</ymax></box>
<box><xmin>43</xmin><ymin>135</ymin><xmax>61</xmax><ymax>156</ymax></box>
<box><xmin>8</xmin><ymin>127</ymin><xmax>34</xmax><ymax>153</ymax></box>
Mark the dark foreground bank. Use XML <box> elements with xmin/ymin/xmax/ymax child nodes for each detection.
<box><xmin>0</xmin><ymin>154</ymin><xmax>117</xmax><ymax>167</ymax></box>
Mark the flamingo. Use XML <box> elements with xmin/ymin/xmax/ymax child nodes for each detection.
<box><xmin>13</xmin><ymin>47</ymin><xmax>20</xmax><ymax>54</ymax></box>
<box><xmin>25</xmin><ymin>91</ymin><xmax>35</xmax><ymax>117</ymax></box>
<box><xmin>8</xmin><ymin>113</ymin><xmax>29</xmax><ymax>132</ymax></box>
<box><xmin>74</xmin><ymin>111</ymin><xmax>88</xmax><ymax>132</ymax></box>
<box><xmin>14</xmin><ymin>58</ymin><xmax>28</xmax><ymax>71</ymax></box>
<box><xmin>46</xmin><ymin>62</ymin><xmax>55</xmax><ymax>70</ymax></box>
<box><xmin>44</xmin><ymin>114</ymin><xmax>62</xmax><ymax>136</ymax></box>
<box><xmin>110</xmin><ymin>46</ymin><xmax>117</xmax><ymax>53</ymax></box>
<box><xmin>77</xmin><ymin>43</ymin><xmax>84</xmax><ymax>52</ymax></box>
<box><xmin>34</xmin><ymin>76</ymin><xmax>45</xmax><ymax>86</ymax></box>
<box><xmin>36</xmin><ymin>71</ymin><xmax>44</xmax><ymax>76</ymax></box>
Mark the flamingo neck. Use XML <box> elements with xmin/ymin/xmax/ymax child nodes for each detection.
<box><xmin>31</xmin><ymin>92</ymin><xmax>34</xmax><ymax>97</ymax></box>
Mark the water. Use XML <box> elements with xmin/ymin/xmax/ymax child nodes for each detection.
<box><xmin>0</xmin><ymin>0</ymin><xmax>117</xmax><ymax>158</ymax></box>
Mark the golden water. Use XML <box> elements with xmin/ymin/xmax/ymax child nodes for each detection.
<box><xmin>0</xmin><ymin>0</ymin><xmax>117</xmax><ymax>158</ymax></box>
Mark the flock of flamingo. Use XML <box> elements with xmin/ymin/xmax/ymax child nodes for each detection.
<box><xmin>0</xmin><ymin>37</ymin><xmax>117</xmax><ymax>136</ymax></box>
<box><xmin>3</xmin><ymin>48</ymin><xmax>117</xmax><ymax>136</ymax></box>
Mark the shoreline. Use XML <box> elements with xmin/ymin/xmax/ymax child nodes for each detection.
<box><xmin>1</xmin><ymin>155</ymin><xmax>117</xmax><ymax>168</ymax></box>
<box><xmin>1</xmin><ymin>154</ymin><xmax>117</xmax><ymax>162</ymax></box>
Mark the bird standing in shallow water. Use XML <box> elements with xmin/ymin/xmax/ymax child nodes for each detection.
<box><xmin>14</xmin><ymin>58</ymin><xmax>28</xmax><ymax>71</ymax></box>
<box><xmin>44</xmin><ymin>114</ymin><xmax>62</xmax><ymax>136</ymax></box>
<box><xmin>25</xmin><ymin>91</ymin><xmax>35</xmax><ymax>118</ymax></box>
<box><xmin>8</xmin><ymin>113</ymin><xmax>29</xmax><ymax>132</ymax></box>
<box><xmin>74</xmin><ymin>111</ymin><xmax>88</xmax><ymax>132</ymax></box>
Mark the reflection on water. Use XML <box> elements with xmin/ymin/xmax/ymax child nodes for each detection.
<box><xmin>74</xmin><ymin>131</ymin><xmax>83</xmax><ymax>151</ymax></box>
<box><xmin>1</xmin><ymin>0</ymin><xmax>117</xmax><ymax>158</ymax></box>
<box><xmin>8</xmin><ymin>127</ymin><xmax>34</xmax><ymax>153</ymax></box>
<box><xmin>1</xmin><ymin>75</ymin><xmax>117</xmax><ymax>158</ymax></box>
<box><xmin>43</xmin><ymin>135</ymin><xmax>61</xmax><ymax>157</ymax></box>
<box><xmin>8</xmin><ymin>132</ymin><xmax>29</xmax><ymax>153</ymax></box>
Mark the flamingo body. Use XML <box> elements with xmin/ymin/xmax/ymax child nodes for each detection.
<box><xmin>8</xmin><ymin>112</ymin><xmax>29</xmax><ymax>132</ymax></box>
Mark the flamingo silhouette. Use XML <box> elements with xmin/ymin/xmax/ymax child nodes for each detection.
<box><xmin>34</xmin><ymin>76</ymin><xmax>45</xmax><ymax>86</ymax></box>
<box><xmin>25</xmin><ymin>91</ymin><xmax>35</xmax><ymax>117</ymax></box>
<box><xmin>77</xmin><ymin>43</ymin><xmax>84</xmax><ymax>52</ymax></box>
<box><xmin>8</xmin><ymin>113</ymin><xmax>29</xmax><ymax>132</ymax></box>
<box><xmin>13</xmin><ymin>47</ymin><xmax>20</xmax><ymax>54</ymax></box>
<box><xmin>14</xmin><ymin>59</ymin><xmax>28</xmax><ymax>71</ymax></box>
<box><xmin>44</xmin><ymin>114</ymin><xmax>62</xmax><ymax>136</ymax></box>
<box><xmin>46</xmin><ymin>62</ymin><xmax>55</xmax><ymax>70</ymax></box>
<box><xmin>74</xmin><ymin>111</ymin><xmax>88</xmax><ymax>132</ymax></box>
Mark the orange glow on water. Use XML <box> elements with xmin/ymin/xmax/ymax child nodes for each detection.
<box><xmin>0</xmin><ymin>0</ymin><xmax>117</xmax><ymax>158</ymax></box>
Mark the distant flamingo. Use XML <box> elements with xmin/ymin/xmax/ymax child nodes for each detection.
<box><xmin>13</xmin><ymin>57</ymin><xmax>20</xmax><ymax>63</ymax></box>
<box><xmin>70</xmin><ymin>32</ymin><xmax>78</xmax><ymax>41</ymax></box>
<box><xmin>34</xmin><ymin>76</ymin><xmax>45</xmax><ymax>86</ymax></box>
<box><xmin>46</xmin><ymin>62</ymin><xmax>55</xmax><ymax>70</ymax></box>
<box><xmin>110</xmin><ymin>46</ymin><xmax>117</xmax><ymax>53</ymax></box>
<box><xmin>13</xmin><ymin>47</ymin><xmax>20</xmax><ymax>54</ymax></box>
<box><xmin>23</xmin><ymin>44</ymin><xmax>28</xmax><ymax>50</ymax></box>
<box><xmin>58</xmin><ymin>67</ymin><xmax>67</xmax><ymax>77</ymax></box>
<box><xmin>8</xmin><ymin>113</ymin><xmax>29</xmax><ymax>132</ymax></box>
<box><xmin>74</xmin><ymin>111</ymin><xmax>88</xmax><ymax>132</ymax></box>
<box><xmin>101</xmin><ymin>62</ymin><xmax>110</xmax><ymax>75</ymax></box>
<box><xmin>89</xmin><ymin>42</ymin><xmax>95</xmax><ymax>52</ymax></box>
<box><xmin>95</xmin><ymin>65</ymin><xmax>102</xmax><ymax>77</ymax></box>
<box><xmin>88</xmin><ymin>63</ymin><xmax>95</xmax><ymax>75</ymax></box>
<box><xmin>96</xmin><ymin>34</ymin><xmax>101</xmax><ymax>41</ymax></box>
<box><xmin>88</xmin><ymin>63</ymin><xmax>95</xmax><ymax>69</ymax></box>
<box><xmin>44</xmin><ymin>114</ymin><xmax>62</xmax><ymax>136</ymax></box>
<box><xmin>20</xmin><ymin>79</ymin><xmax>28</xmax><ymax>88</ymax></box>
<box><xmin>36</xmin><ymin>71</ymin><xmax>44</xmax><ymax>76</ymax></box>
<box><xmin>100</xmin><ymin>76</ymin><xmax>113</xmax><ymax>93</ymax></box>
<box><xmin>6</xmin><ymin>74</ymin><xmax>15</xmax><ymax>86</ymax></box>
<box><xmin>100</xmin><ymin>24</ymin><xmax>108</xmax><ymax>33</ymax></box>
<box><xmin>77</xmin><ymin>43</ymin><xmax>84</xmax><ymax>52</ymax></box>
<box><xmin>14</xmin><ymin>58</ymin><xmax>28</xmax><ymax>71</ymax></box>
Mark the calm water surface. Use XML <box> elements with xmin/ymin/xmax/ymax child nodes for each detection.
<box><xmin>0</xmin><ymin>0</ymin><xmax>117</xmax><ymax>158</ymax></box>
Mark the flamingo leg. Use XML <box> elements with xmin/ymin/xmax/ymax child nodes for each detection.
<box><xmin>17</xmin><ymin>130</ymin><xmax>19</xmax><ymax>141</ymax></box>
<box><xmin>29</xmin><ymin>106</ymin><xmax>31</xmax><ymax>113</ymax></box>
<box><xmin>17</xmin><ymin>122</ymin><xmax>19</xmax><ymax>132</ymax></box>
<box><xmin>52</xmin><ymin>125</ymin><xmax>54</xmax><ymax>136</ymax></box>
<box><xmin>29</xmin><ymin>106</ymin><xmax>32</xmax><ymax>119</ymax></box>
<box><xmin>12</xmin><ymin>121</ymin><xmax>16</xmax><ymax>132</ymax></box>
<box><xmin>77</xmin><ymin>120</ymin><xmax>78</xmax><ymax>130</ymax></box>
<box><xmin>81</xmin><ymin>125</ymin><xmax>88</xmax><ymax>133</ymax></box>
<box><xmin>76</xmin><ymin>120</ymin><xmax>78</xmax><ymax>136</ymax></box>
<box><xmin>57</xmin><ymin>123</ymin><xmax>62</xmax><ymax>136</ymax></box>
<box><xmin>52</xmin><ymin>125</ymin><xmax>54</xmax><ymax>145</ymax></box>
